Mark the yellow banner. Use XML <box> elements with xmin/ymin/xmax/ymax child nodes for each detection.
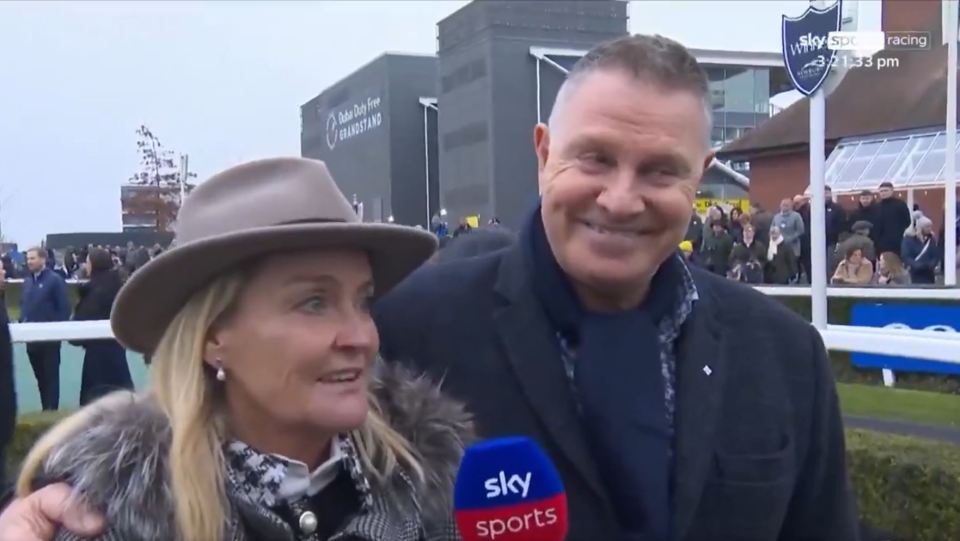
<box><xmin>465</xmin><ymin>215</ymin><xmax>480</xmax><ymax>229</ymax></box>
<box><xmin>695</xmin><ymin>198</ymin><xmax>748</xmax><ymax>216</ymax></box>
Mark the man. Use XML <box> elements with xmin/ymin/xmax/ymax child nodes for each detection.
<box><xmin>848</xmin><ymin>190</ymin><xmax>879</xmax><ymax>241</ymax></box>
<box><xmin>700</xmin><ymin>220</ymin><xmax>733</xmax><ymax>276</ymax></box>
<box><xmin>378</xmin><ymin>35</ymin><xmax>857</xmax><ymax>540</ymax></box>
<box><xmin>0</xmin><ymin>35</ymin><xmax>860</xmax><ymax>541</ymax></box>
<box><xmin>19</xmin><ymin>247</ymin><xmax>70</xmax><ymax>411</ymax></box>
<box><xmin>774</xmin><ymin>197</ymin><xmax>805</xmax><ymax>279</ymax></box>
<box><xmin>684</xmin><ymin>206</ymin><xmax>704</xmax><ymax>253</ymax></box>
<box><xmin>874</xmin><ymin>181</ymin><xmax>911</xmax><ymax>256</ymax></box>
<box><xmin>750</xmin><ymin>201</ymin><xmax>773</xmax><ymax>242</ymax></box>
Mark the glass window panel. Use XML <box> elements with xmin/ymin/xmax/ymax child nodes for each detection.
<box><xmin>722</xmin><ymin>67</ymin><xmax>757</xmax><ymax>114</ymax></box>
<box><xmin>858</xmin><ymin>138</ymin><xmax>910</xmax><ymax>186</ymax></box>
<box><xmin>834</xmin><ymin>141</ymin><xmax>883</xmax><ymax>189</ymax></box>
<box><xmin>826</xmin><ymin>144</ymin><xmax>856</xmax><ymax>184</ymax></box>
<box><xmin>891</xmin><ymin>134</ymin><xmax>936</xmax><ymax>184</ymax></box>
<box><xmin>910</xmin><ymin>133</ymin><xmax>946</xmax><ymax>184</ymax></box>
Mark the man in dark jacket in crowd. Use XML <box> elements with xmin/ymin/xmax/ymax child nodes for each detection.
<box><xmin>848</xmin><ymin>190</ymin><xmax>879</xmax><ymax>240</ymax></box>
<box><xmin>377</xmin><ymin>35</ymin><xmax>858</xmax><ymax>541</ymax></box>
<box><xmin>701</xmin><ymin>221</ymin><xmax>733</xmax><ymax>276</ymax></box>
<box><xmin>874</xmin><ymin>181</ymin><xmax>912</xmax><ymax>256</ymax></box>
<box><xmin>750</xmin><ymin>201</ymin><xmax>773</xmax><ymax>242</ymax></box>
<box><xmin>19</xmin><ymin>247</ymin><xmax>70</xmax><ymax>411</ymax></box>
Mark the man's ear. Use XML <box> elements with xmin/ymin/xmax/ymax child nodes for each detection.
<box><xmin>534</xmin><ymin>123</ymin><xmax>550</xmax><ymax>194</ymax></box>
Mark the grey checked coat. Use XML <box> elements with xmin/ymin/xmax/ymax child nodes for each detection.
<box><xmin>29</xmin><ymin>361</ymin><xmax>474</xmax><ymax>541</ymax></box>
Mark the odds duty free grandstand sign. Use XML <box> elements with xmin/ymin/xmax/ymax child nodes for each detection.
<box><xmin>782</xmin><ymin>0</ymin><xmax>842</xmax><ymax>96</ymax></box>
<box><xmin>325</xmin><ymin>94</ymin><xmax>383</xmax><ymax>150</ymax></box>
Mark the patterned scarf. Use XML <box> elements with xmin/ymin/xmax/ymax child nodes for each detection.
<box><xmin>224</xmin><ymin>434</ymin><xmax>373</xmax><ymax>511</ymax></box>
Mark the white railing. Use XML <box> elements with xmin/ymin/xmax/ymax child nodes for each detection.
<box><xmin>8</xmin><ymin>286</ymin><xmax>960</xmax><ymax>367</ymax></box>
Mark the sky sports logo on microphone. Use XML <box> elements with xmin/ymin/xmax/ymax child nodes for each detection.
<box><xmin>454</xmin><ymin>437</ymin><xmax>568</xmax><ymax>541</ymax></box>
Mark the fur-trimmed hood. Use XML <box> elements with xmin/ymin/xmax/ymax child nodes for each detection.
<box><xmin>31</xmin><ymin>360</ymin><xmax>474</xmax><ymax>541</ymax></box>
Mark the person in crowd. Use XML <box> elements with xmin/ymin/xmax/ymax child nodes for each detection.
<box><xmin>831</xmin><ymin>246</ymin><xmax>873</xmax><ymax>285</ymax></box>
<box><xmin>749</xmin><ymin>201</ymin><xmax>773</xmax><ymax>242</ymax></box>
<box><xmin>0</xmin><ymin>263</ymin><xmax>13</xmax><ymax>501</ymax></box>
<box><xmin>452</xmin><ymin>219</ymin><xmax>472</xmax><ymax>238</ymax></box>
<box><xmin>793</xmin><ymin>193</ymin><xmax>812</xmax><ymax>282</ymax></box>
<box><xmin>0</xmin><ymin>35</ymin><xmax>859</xmax><ymax>541</ymax></box>
<box><xmin>701</xmin><ymin>205</ymin><xmax>723</xmax><ymax>242</ymax></box>
<box><xmin>50</xmin><ymin>253</ymin><xmax>69</xmax><ymax>281</ymax></box>
<box><xmin>727</xmin><ymin>244</ymin><xmax>763</xmax><ymax>284</ymax></box>
<box><xmin>3</xmin><ymin>158</ymin><xmax>470</xmax><ymax>541</ymax></box>
<box><xmin>433</xmin><ymin>225</ymin><xmax>516</xmax><ymax>263</ymax></box>
<box><xmin>430</xmin><ymin>214</ymin><xmax>449</xmax><ymax>239</ymax></box>
<box><xmin>733</xmin><ymin>223</ymin><xmax>766</xmax><ymax>266</ymax></box>
<box><xmin>901</xmin><ymin>215</ymin><xmax>939</xmax><ymax>284</ymax></box>
<box><xmin>849</xmin><ymin>190</ymin><xmax>878</xmax><ymax>239</ymax></box>
<box><xmin>684</xmin><ymin>207</ymin><xmax>704</xmax><ymax>253</ymax></box>
<box><xmin>874</xmin><ymin>252</ymin><xmax>911</xmax><ymax>286</ymax></box>
<box><xmin>822</xmin><ymin>186</ymin><xmax>848</xmax><ymax>277</ymax></box>
<box><xmin>874</xmin><ymin>181</ymin><xmax>912</xmax><ymax>257</ymax></box>
<box><xmin>678</xmin><ymin>240</ymin><xmax>699</xmax><ymax>267</ymax></box>
<box><xmin>773</xmin><ymin>197</ymin><xmax>804</xmax><ymax>279</ymax></box>
<box><xmin>70</xmin><ymin>248</ymin><xmax>134</xmax><ymax>405</ymax></box>
<box><xmin>0</xmin><ymin>255</ymin><xmax>13</xmax><ymax>281</ymax></box>
<box><xmin>63</xmin><ymin>250</ymin><xmax>77</xmax><ymax>279</ymax></box>
<box><xmin>20</xmin><ymin>247</ymin><xmax>70</xmax><ymax>411</ymax></box>
<box><xmin>701</xmin><ymin>220</ymin><xmax>734</xmax><ymax>276</ymax></box>
<box><xmin>834</xmin><ymin>220</ymin><xmax>876</xmax><ymax>275</ymax></box>
<box><xmin>766</xmin><ymin>225</ymin><xmax>798</xmax><ymax>285</ymax></box>
<box><xmin>728</xmin><ymin>207</ymin><xmax>744</xmax><ymax>243</ymax></box>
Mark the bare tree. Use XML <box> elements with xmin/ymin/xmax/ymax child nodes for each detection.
<box><xmin>127</xmin><ymin>125</ymin><xmax>196</xmax><ymax>231</ymax></box>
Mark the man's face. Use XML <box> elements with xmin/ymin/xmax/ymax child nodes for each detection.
<box><xmin>26</xmin><ymin>250</ymin><xmax>44</xmax><ymax>273</ymax></box>
<box><xmin>859</xmin><ymin>195</ymin><xmax>873</xmax><ymax>207</ymax></box>
<box><xmin>879</xmin><ymin>187</ymin><xmax>894</xmax><ymax>199</ymax></box>
<box><xmin>534</xmin><ymin>70</ymin><xmax>712</xmax><ymax>303</ymax></box>
<box><xmin>780</xmin><ymin>199</ymin><xmax>792</xmax><ymax>214</ymax></box>
<box><xmin>712</xmin><ymin>223</ymin><xmax>724</xmax><ymax>236</ymax></box>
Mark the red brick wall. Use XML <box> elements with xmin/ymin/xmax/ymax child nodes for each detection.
<box><xmin>747</xmin><ymin>152</ymin><xmax>809</xmax><ymax>211</ymax></box>
<box><xmin>882</xmin><ymin>0</ymin><xmax>941</xmax><ymax>37</ymax></box>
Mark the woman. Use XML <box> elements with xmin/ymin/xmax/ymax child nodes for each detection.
<box><xmin>70</xmin><ymin>248</ymin><xmax>134</xmax><ymax>405</ymax></box>
<box><xmin>12</xmin><ymin>158</ymin><xmax>472</xmax><ymax>541</ymax></box>
<box><xmin>831</xmin><ymin>246</ymin><xmax>873</xmax><ymax>285</ymax></box>
<box><xmin>765</xmin><ymin>226</ymin><xmax>797</xmax><ymax>285</ymax></box>
<box><xmin>901</xmin><ymin>216</ymin><xmax>939</xmax><ymax>284</ymax></box>
<box><xmin>874</xmin><ymin>251</ymin><xmax>911</xmax><ymax>286</ymax></box>
<box><xmin>728</xmin><ymin>207</ymin><xmax>749</xmax><ymax>244</ymax></box>
<box><xmin>732</xmin><ymin>224</ymin><xmax>766</xmax><ymax>265</ymax></box>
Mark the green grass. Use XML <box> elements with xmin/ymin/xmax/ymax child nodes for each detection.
<box><xmin>837</xmin><ymin>383</ymin><xmax>960</xmax><ymax>430</ymax></box>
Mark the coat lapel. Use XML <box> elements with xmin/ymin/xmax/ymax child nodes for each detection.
<box><xmin>670</xmin><ymin>275</ymin><xmax>728</xmax><ymax>540</ymax></box>
<box><xmin>491</xmin><ymin>244</ymin><xmax>610</xmax><ymax>504</ymax></box>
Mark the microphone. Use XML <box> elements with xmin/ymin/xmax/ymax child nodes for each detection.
<box><xmin>454</xmin><ymin>436</ymin><xmax>569</xmax><ymax>541</ymax></box>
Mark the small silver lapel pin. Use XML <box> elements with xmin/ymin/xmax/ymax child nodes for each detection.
<box><xmin>703</xmin><ymin>365</ymin><xmax>712</xmax><ymax>376</ymax></box>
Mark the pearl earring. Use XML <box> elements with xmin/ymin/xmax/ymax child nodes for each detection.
<box><xmin>215</xmin><ymin>360</ymin><xmax>226</xmax><ymax>382</ymax></box>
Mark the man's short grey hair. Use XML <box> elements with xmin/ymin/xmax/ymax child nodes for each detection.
<box><xmin>549</xmin><ymin>34</ymin><xmax>713</xmax><ymax>148</ymax></box>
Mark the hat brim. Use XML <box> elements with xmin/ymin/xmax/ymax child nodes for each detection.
<box><xmin>111</xmin><ymin>222</ymin><xmax>437</xmax><ymax>354</ymax></box>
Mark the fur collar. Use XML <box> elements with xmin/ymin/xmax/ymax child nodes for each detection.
<box><xmin>32</xmin><ymin>360</ymin><xmax>474</xmax><ymax>540</ymax></box>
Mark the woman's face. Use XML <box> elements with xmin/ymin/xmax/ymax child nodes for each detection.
<box><xmin>206</xmin><ymin>249</ymin><xmax>378</xmax><ymax>436</ymax></box>
<box><xmin>730</xmin><ymin>208</ymin><xmax>741</xmax><ymax>221</ymax></box>
<box><xmin>743</xmin><ymin>226</ymin><xmax>754</xmax><ymax>243</ymax></box>
<box><xmin>848</xmin><ymin>249</ymin><xmax>863</xmax><ymax>266</ymax></box>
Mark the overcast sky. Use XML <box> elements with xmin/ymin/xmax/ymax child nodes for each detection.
<box><xmin>0</xmin><ymin>0</ymin><xmax>881</xmax><ymax>245</ymax></box>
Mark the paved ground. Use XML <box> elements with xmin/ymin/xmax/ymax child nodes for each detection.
<box><xmin>844</xmin><ymin>415</ymin><xmax>960</xmax><ymax>445</ymax></box>
<box><xmin>13</xmin><ymin>344</ymin><xmax>149</xmax><ymax>413</ymax></box>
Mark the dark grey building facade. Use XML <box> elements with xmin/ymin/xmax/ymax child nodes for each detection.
<box><xmin>436</xmin><ymin>1</ymin><xmax>628</xmax><ymax>229</ymax></box>
<box><xmin>301</xmin><ymin>54</ymin><xmax>439</xmax><ymax>227</ymax></box>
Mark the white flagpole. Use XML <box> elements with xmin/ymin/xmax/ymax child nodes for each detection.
<box><xmin>945</xmin><ymin>0</ymin><xmax>957</xmax><ymax>286</ymax></box>
<box><xmin>810</xmin><ymin>88</ymin><xmax>828</xmax><ymax>329</ymax></box>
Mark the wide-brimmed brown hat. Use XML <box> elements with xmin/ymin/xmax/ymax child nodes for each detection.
<box><xmin>111</xmin><ymin>157</ymin><xmax>437</xmax><ymax>354</ymax></box>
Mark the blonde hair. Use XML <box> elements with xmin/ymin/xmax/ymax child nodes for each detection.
<box><xmin>19</xmin><ymin>267</ymin><xmax>425</xmax><ymax>540</ymax></box>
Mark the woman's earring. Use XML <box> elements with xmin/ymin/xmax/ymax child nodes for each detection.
<box><xmin>215</xmin><ymin>360</ymin><xmax>226</xmax><ymax>382</ymax></box>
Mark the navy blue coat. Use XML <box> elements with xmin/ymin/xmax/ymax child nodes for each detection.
<box><xmin>374</xmin><ymin>241</ymin><xmax>859</xmax><ymax>541</ymax></box>
<box><xmin>19</xmin><ymin>269</ymin><xmax>70</xmax><ymax>323</ymax></box>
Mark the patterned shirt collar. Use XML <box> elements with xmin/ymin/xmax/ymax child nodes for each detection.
<box><xmin>224</xmin><ymin>434</ymin><xmax>372</xmax><ymax>510</ymax></box>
